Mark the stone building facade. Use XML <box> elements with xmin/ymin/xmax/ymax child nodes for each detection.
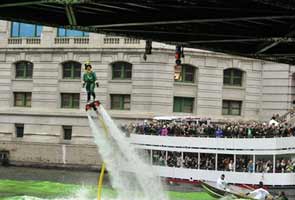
<box><xmin>0</xmin><ymin>20</ymin><xmax>294</xmax><ymax>167</ymax></box>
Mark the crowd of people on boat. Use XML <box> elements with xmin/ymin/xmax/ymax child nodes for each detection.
<box><xmin>219</xmin><ymin>156</ymin><xmax>295</xmax><ymax>173</ymax></box>
<box><xmin>150</xmin><ymin>151</ymin><xmax>295</xmax><ymax>173</ymax></box>
<box><xmin>121</xmin><ymin>114</ymin><xmax>295</xmax><ymax>138</ymax></box>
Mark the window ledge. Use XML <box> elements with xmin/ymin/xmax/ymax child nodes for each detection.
<box><xmin>110</xmin><ymin>109</ymin><xmax>131</xmax><ymax>111</ymax></box>
<box><xmin>174</xmin><ymin>82</ymin><xmax>197</xmax><ymax>86</ymax></box>
<box><xmin>12</xmin><ymin>79</ymin><xmax>33</xmax><ymax>81</ymax></box>
<box><xmin>173</xmin><ymin>112</ymin><xmax>194</xmax><ymax>114</ymax></box>
<box><xmin>109</xmin><ymin>80</ymin><xmax>132</xmax><ymax>83</ymax></box>
<box><xmin>223</xmin><ymin>85</ymin><xmax>245</xmax><ymax>90</ymax></box>
<box><xmin>60</xmin><ymin>140</ymin><xmax>71</xmax><ymax>144</ymax></box>
<box><xmin>56</xmin><ymin>36</ymin><xmax>89</xmax><ymax>38</ymax></box>
<box><xmin>9</xmin><ymin>37</ymin><xmax>40</xmax><ymax>39</ymax></box>
<box><xmin>60</xmin><ymin>108</ymin><xmax>80</xmax><ymax>110</ymax></box>
<box><xmin>222</xmin><ymin>115</ymin><xmax>242</xmax><ymax>117</ymax></box>
<box><xmin>59</xmin><ymin>79</ymin><xmax>81</xmax><ymax>82</ymax></box>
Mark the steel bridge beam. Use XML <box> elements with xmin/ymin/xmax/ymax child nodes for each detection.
<box><xmin>0</xmin><ymin>0</ymin><xmax>91</xmax><ymax>8</ymax></box>
<box><xmin>91</xmin><ymin>15</ymin><xmax>295</xmax><ymax>28</ymax></box>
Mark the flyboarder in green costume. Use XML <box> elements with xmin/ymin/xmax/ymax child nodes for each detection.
<box><xmin>83</xmin><ymin>62</ymin><xmax>99</xmax><ymax>103</ymax></box>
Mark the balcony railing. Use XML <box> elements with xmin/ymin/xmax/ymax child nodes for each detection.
<box><xmin>8</xmin><ymin>38</ymin><xmax>22</xmax><ymax>44</ymax></box>
<box><xmin>104</xmin><ymin>37</ymin><xmax>120</xmax><ymax>44</ymax></box>
<box><xmin>26</xmin><ymin>38</ymin><xmax>41</xmax><ymax>44</ymax></box>
<box><xmin>124</xmin><ymin>38</ymin><xmax>140</xmax><ymax>44</ymax></box>
<box><xmin>54</xmin><ymin>37</ymin><xmax>70</xmax><ymax>44</ymax></box>
<box><xmin>8</xmin><ymin>37</ymin><xmax>41</xmax><ymax>45</ymax></box>
<box><xmin>54</xmin><ymin>37</ymin><xmax>89</xmax><ymax>45</ymax></box>
<box><xmin>6</xmin><ymin>36</ymin><xmax>143</xmax><ymax>48</ymax></box>
<box><xmin>73</xmin><ymin>37</ymin><xmax>89</xmax><ymax>44</ymax></box>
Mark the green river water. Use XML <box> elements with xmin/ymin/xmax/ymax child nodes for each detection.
<box><xmin>0</xmin><ymin>179</ymin><xmax>214</xmax><ymax>200</ymax></box>
<box><xmin>0</xmin><ymin>167</ymin><xmax>214</xmax><ymax>200</ymax></box>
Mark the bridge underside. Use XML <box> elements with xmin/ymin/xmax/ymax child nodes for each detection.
<box><xmin>1</xmin><ymin>0</ymin><xmax>295</xmax><ymax>64</ymax></box>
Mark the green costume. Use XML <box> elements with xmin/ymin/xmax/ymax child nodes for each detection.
<box><xmin>83</xmin><ymin>71</ymin><xmax>97</xmax><ymax>92</ymax></box>
<box><xmin>83</xmin><ymin>69</ymin><xmax>98</xmax><ymax>102</ymax></box>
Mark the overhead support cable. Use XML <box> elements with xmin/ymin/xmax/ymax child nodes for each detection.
<box><xmin>252</xmin><ymin>0</ymin><xmax>295</xmax><ymax>10</ymax></box>
<box><xmin>90</xmin><ymin>2</ymin><xmax>136</xmax><ymax>12</ymax></box>
<box><xmin>101</xmin><ymin>28</ymin><xmax>254</xmax><ymax>38</ymax></box>
<box><xmin>188</xmin><ymin>37</ymin><xmax>295</xmax><ymax>44</ymax></box>
<box><xmin>220</xmin><ymin>21</ymin><xmax>252</xmax><ymax>29</ymax></box>
<box><xmin>0</xmin><ymin>1</ymin><xmax>45</xmax><ymax>8</ymax></box>
<box><xmin>91</xmin><ymin>15</ymin><xmax>295</xmax><ymax>28</ymax></box>
<box><xmin>45</xmin><ymin>0</ymin><xmax>93</xmax><ymax>4</ymax></box>
<box><xmin>244</xmin><ymin>20</ymin><xmax>271</xmax><ymax>26</ymax></box>
<box><xmin>0</xmin><ymin>0</ymin><xmax>92</xmax><ymax>8</ymax></box>
<box><xmin>256</xmin><ymin>29</ymin><xmax>295</xmax><ymax>53</ymax></box>
<box><xmin>256</xmin><ymin>41</ymin><xmax>282</xmax><ymax>54</ymax></box>
<box><xmin>79</xmin><ymin>5</ymin><xmax>115</xmax><ymax>13</ymax></box>
<box><xmin>124</xmin><ymin>3</ymin><xmax>159</xmax><ymax>10</ymax></box>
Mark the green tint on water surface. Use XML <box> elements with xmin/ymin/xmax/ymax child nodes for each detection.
<box><xmin>0</xmin><ymin>180</ymin><xmax>215</xmax><ymax>200</ymax></box>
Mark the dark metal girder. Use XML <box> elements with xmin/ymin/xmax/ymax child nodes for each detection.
<box><xmin>0</xmin><ymin>0</ymin><xmax>91</xmax><ymax>8</ymax></box>
<box><xmin>90</xmin><ymin>2</ymin><xmax>137</xmax><ymax>12</ymax></box>
<box><xmin>244</xmin><ymin>20</ymin><xmax>271</xmax><ymax>27</ymax></box>
<box><xmin>65</xmin><ymin>4</ymin><xmax>76</xmax><ymax>25</ymax></box>
<box><xmin>188</xmin><ymin>37</ymin><xmax>295</xmax><ymax>44</ymax></box>
<box><xmin>0</xmin><ymin>1</ymin><xmax>45</xmax><ymax>8</ymax></box>
<box><xmin>256</xmin><ymin>28</ymin><xmax>295</xmax><ymax>53</ymax></box>
<box><xmin>252</xmin><ymin>0</ymin><xmax>295</xmax><ymax>10</ymax></box>
<box><xmin>79</xmin><ymin>5</ymin><xmax>116</xmax><ymax>13</ymax></box>
<box><xmin>124</xmin><ymin>3</ymin><xmax>159</xmax><ymax>10</ymax></box>
<box><xmin>0</xmin><ymin>0</ymin><xmax>295</xmax><ymax>64</ymax></box>
<box><xmin>100</xmin><ymin>28</ymin><xmax>255</xmax><ymax>39</ymax></box>
<box><xmin>91</xmin><ymin>15</ymin><xmax>295</xmax><ymax>28</ymax></box>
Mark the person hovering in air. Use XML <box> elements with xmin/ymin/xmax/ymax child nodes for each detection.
<box><xmin>82</xmin><ymin>62</ymin><xmax>99</xmax><ymax>103</ymax></box>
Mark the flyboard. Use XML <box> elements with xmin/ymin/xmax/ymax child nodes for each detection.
<box><xmin>86</xmin><ymin>100</ymin><xmax>107</xmax><ymax>200</ymax></box>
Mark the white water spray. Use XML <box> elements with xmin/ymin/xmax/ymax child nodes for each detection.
<box><xmin>87</xmin><ymin>105</ymin><xmax>168</xmax><ymax>200</ymax></box>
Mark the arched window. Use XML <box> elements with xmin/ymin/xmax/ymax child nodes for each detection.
<box><xmin>15</xmin><ymin>61</ymin><xmax>33</xmax><ymax>79</ymax></box>
<box><xmin>62</xmin><ymin>61</ymin><xmax>81</xmax><ymax>79</ymax></box>
<box><xmin>223</xmin><ymin>68</ymin><xmax>243</xmax><ymax>86</ymax></box>
<box><xmin>11</xmin><ymin>22</ymin><xmax>42</xmax><ymax>37</ymax></box>
<box><xmin>174</xmin><ymin>64</ymin><xmax>195</xmax><ymax>83</ymax></box>
<box><xmin>112</xmin><ymin>61</ymin><xmax>132</xmax><ymax>80</ymax></box>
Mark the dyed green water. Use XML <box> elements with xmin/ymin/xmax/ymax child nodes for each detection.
<box><xmin>0</xmin><ymin>180</ymin><xmax>215</xmax><ymax>200</ymax></box>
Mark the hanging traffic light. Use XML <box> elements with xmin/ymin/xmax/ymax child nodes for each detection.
<box><xmin>175</xmin><ymin>45</ymin><xmax>182</xmax><ymax>65</ymax></box>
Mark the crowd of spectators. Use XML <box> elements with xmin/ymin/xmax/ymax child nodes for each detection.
<box><xmin>150</xmin><ymin>150</ymin><xmax>295</xmax><ymax>173</ymax></box>
<box><xmin>121</xmin><ymin>114</ymin><xmax>295</xmax><ymax>138</ymax></box>
<box><xmin>130</xmin><ymin>114</ymin><xmax>295</xmax><ymax>174</ymax></box>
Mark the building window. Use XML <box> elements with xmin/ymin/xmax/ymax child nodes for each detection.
<box><xmin>61</xmin><ymin>93</ymin><xmax>80</xmax><ymax>109</ymax></box>
<box><xmin>57</xmin><ymin>28</ymin><xmax>89</xmax><ymax>37</ymax></box>
<box><xmin>15</xmin><ymin>124</ymin><xmax>24</xmax><ymax>138</ymax></box>
<box><xmin>111</xmin><ymin>94</ymin><xmax>130</xmax><ymax>110</ymax></box>
<box><xmin>112</xmin><ymin>62</ymin><xmax>132</xmax><ymax>80</ymax></box>
<box><xmin>11</xmin><ymin>22</ymin><xmax>42</xmax><ymax>37</ymax></box>
<box><xmin>62</xmin><ymin>61</ymin><xmax>81</xmax><ymax>79</ymax></box>
<box><xmin>63</xmin><ymin>126</ymin><xmax>72</xmax><ymax>140</ymax></box>
<box><xmin>173</xmin><ymin>97</ymin><xmax>194</xmax><ymax>113</ymax></box>
<box><xmin>14</xmin><ymin>92</ymin><xmax>31</xmax><ymax>107</ymax></box>
<box><xmin>15</xmin><ymin>61</ymin><xmax>33</xmax><ymax>79</ymax></box>
<box><xmin>174</xmin><ymin>64</ymin><xmax>195</xmax><ymax>83</ymax></box>
<box><xmin>222</xmin><ymin>100</ymin><xmax>242</xmax><ymax>115</ymax></box>
<box><xmin>223</xmin><ymin>68</ymin><xmax>243</xmax><ymax>86</ymax></box>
